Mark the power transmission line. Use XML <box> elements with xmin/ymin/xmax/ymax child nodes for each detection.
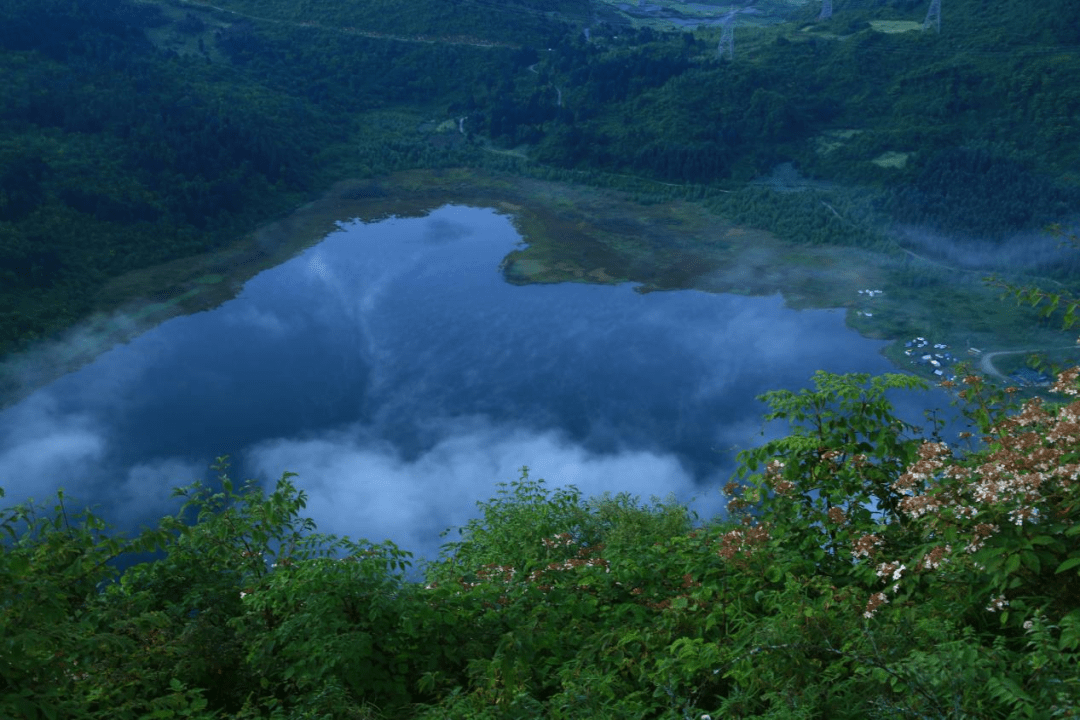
<box><xmin>819</xmin><ymin>0</ymin><xmax>833</xmax><ymax>21</ymax></box>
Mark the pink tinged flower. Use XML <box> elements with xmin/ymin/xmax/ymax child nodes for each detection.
<box><xmin>918</xmin><ymin>441</ymin><xmax>951</xmax><ymax>460</ymax></box>
<box><xmin>918</xmin><ymin>545</ymin><xmax>951</xmax><ymax>571</ymax></box>
<box><xmin>863</xmin><ymin>592</ymin><xmax>889</xmax><ymax>619</ymax></box>
<box><xmin>773</xmin><ymin>479</ymin><xmax>795</xmax><ymax>495</ymax></box>
<box><xmin>1050</xmin><ymin>367</ymin><xmax>1080</xmax><ymax>395</ymax></box>
<box><xmin>898</xmin><ymin>494</ymin><xmax>942</xmax><ymax>519</ymax></box>
<box><xmin>851</xmin><ymin>533</ymin><xmax>883</xmax><ymax>559</ymax></box>
<box><xmin>875</xmin><ymin>561</ymin><xmax>904</xmax><ymax>580</ymax></box>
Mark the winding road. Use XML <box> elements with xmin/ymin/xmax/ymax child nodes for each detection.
<box><xmin>528</xmin><ymin>63</ymin><xmax>564</xmax><ymax>108</ymax></box>
<box><xmin>977</xmin><ymin>345</ymin><xmax>1080</xmax><ymax>382</ymax></box>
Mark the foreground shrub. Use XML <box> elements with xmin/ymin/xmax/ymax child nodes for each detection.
<box><xmin>2</xmin><ymin>372</ymin><xmax>1078</xmax><ymax>719</ymax></box>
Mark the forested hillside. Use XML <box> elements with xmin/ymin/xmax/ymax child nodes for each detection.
<box><xmin>2</xmin><ymin>0</ymin><xmax>1079</xmax><ymax>356</ymax></box>
<box><xmin>0</xmin><ymin>0</ymin><xmax>552</xmax><ymax>355</ymax></box>
<box><xmin>485</xmin><ymin>0</ymin><xmax>1080</xmax><ymax>236</ymax></box>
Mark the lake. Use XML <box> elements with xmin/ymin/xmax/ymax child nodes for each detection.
<box><xmin>0</xmin><ymin>204</ymin><xmax>930</xmax><ymax>564</ymax></box>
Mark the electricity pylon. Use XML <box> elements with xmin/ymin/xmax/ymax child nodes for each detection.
<box><xmin>924</xmin><ymin>0</ymin><xmax>941</xmax><ymax>32</ymax></box>
<box><xmin>718</xmin><ymin>22</ymin><xmax>734</xmax><ymax>60</ymax></box>
<box><xmin>819</xmin><ymin>0</ymin><xmax>832</xmax><ymax>20</ymax></box>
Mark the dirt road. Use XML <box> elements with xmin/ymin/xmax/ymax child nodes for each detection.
<box><xmin>978</xmin><ymin>345</ymin><xmax>1080</xmax><ymax>381</ymax></box>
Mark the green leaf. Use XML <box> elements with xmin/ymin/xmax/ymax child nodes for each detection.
<box><xmin>1055</xmin><ymin>557</ymin><xmax>1080</xmax><ymax>574</ymax></box>
<box><xmin>6</xmin><ymin>553</ymin><xmax>29</xmax><ymax>576</ymax></box>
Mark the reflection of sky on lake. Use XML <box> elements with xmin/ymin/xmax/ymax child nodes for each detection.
<box><xmin>0</xmin><ymin>206</ymin><xmax>943</xmax><ymax>563</ymax></box>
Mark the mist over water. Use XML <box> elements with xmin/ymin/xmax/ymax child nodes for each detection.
<box><xmin>0</xmin><ymin>206</ymin><xmax>926</xmax><ymax>563</ymax></box>
<box><xmin>892</xmin><ymin>223</ymin><xmax>1079</xmax><ymax>275</ymax></box>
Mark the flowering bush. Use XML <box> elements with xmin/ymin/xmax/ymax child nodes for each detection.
<box><xmin>728</xmin><ymin>372</ymin><xmax>930</xmax><ymax>577</ymax></box>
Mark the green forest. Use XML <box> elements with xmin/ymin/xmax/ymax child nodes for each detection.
<box><xmin>2</xmin><ymin>0</ymin><xmax>1080</xmax><ymax>717</ymax></box>
<box><xmin>2</xmin><ymin>0</ymin><xmax>1080</xmax><ymax>355</ymax></box>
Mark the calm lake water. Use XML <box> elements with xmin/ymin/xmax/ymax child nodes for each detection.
<box><xmin>0</xmin><ymin>205</ymin><xmax>925</xmax><ymax>563</ymax></box>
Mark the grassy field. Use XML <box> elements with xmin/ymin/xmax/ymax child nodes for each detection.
<box><xmin>868</xmin><ymin>20</ymin><xmax>924</xmax><ymax>34</ymax></box>
<box><xmin>871</xmin><ymin>151</ymin><xmax>911</xmax><ymax>168</ymax></box>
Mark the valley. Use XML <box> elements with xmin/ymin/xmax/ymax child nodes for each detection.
<box><xmin>2</xmin><ymin>2</ymin><xmax>1080</xmax><ymax>719</ymax></box>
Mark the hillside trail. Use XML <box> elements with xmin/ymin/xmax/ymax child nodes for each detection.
<box><xmin>527</xmin><ymin>63</ymin><xmax>563</xmax><ymax>107</ymax></box>
<box><xmin>172</xmin><ymin>0</ymin><xmax>520</xmax><ymax>49</ymax></box>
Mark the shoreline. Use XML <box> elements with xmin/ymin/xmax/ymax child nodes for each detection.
<box><xmin>1</xmin><ymin>167</ymin><xmax>1068</xmax><ymax>410</ymax></box>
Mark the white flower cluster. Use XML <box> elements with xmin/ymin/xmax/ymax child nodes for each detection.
<box><xmin>863</xmin><ymin>591</ymin><xmax>889</xmax><ymax>619</ymax></box>
<box><xmin>851</xmin><ymin>533</ymin><xmax>883</xmax><ymax>559</ymax></box>
<box><xmin>541</xmin><ymin>532</ymin><xmax>576</xmax><ymax>549</ymax></box>
<box><xmin>876</xmin><ymin>561</ymin><xmax>905</xmax><ymax>581</ymax></box>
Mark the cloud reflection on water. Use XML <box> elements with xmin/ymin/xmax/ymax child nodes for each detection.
<box><xmin>245</xmin><ymin>419</ymin><xmax>708</xmax><ymax>564</ymax></box>
<box><xmin>0</xmin><ymin>206</ymin><xmax>916</xmax><ymax>563</ymax></box>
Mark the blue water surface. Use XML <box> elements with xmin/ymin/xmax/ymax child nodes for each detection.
<box><xmin>0</xmin><ymin>206</ymin><xmax>934</xmax><ymax>561</ymax></box>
